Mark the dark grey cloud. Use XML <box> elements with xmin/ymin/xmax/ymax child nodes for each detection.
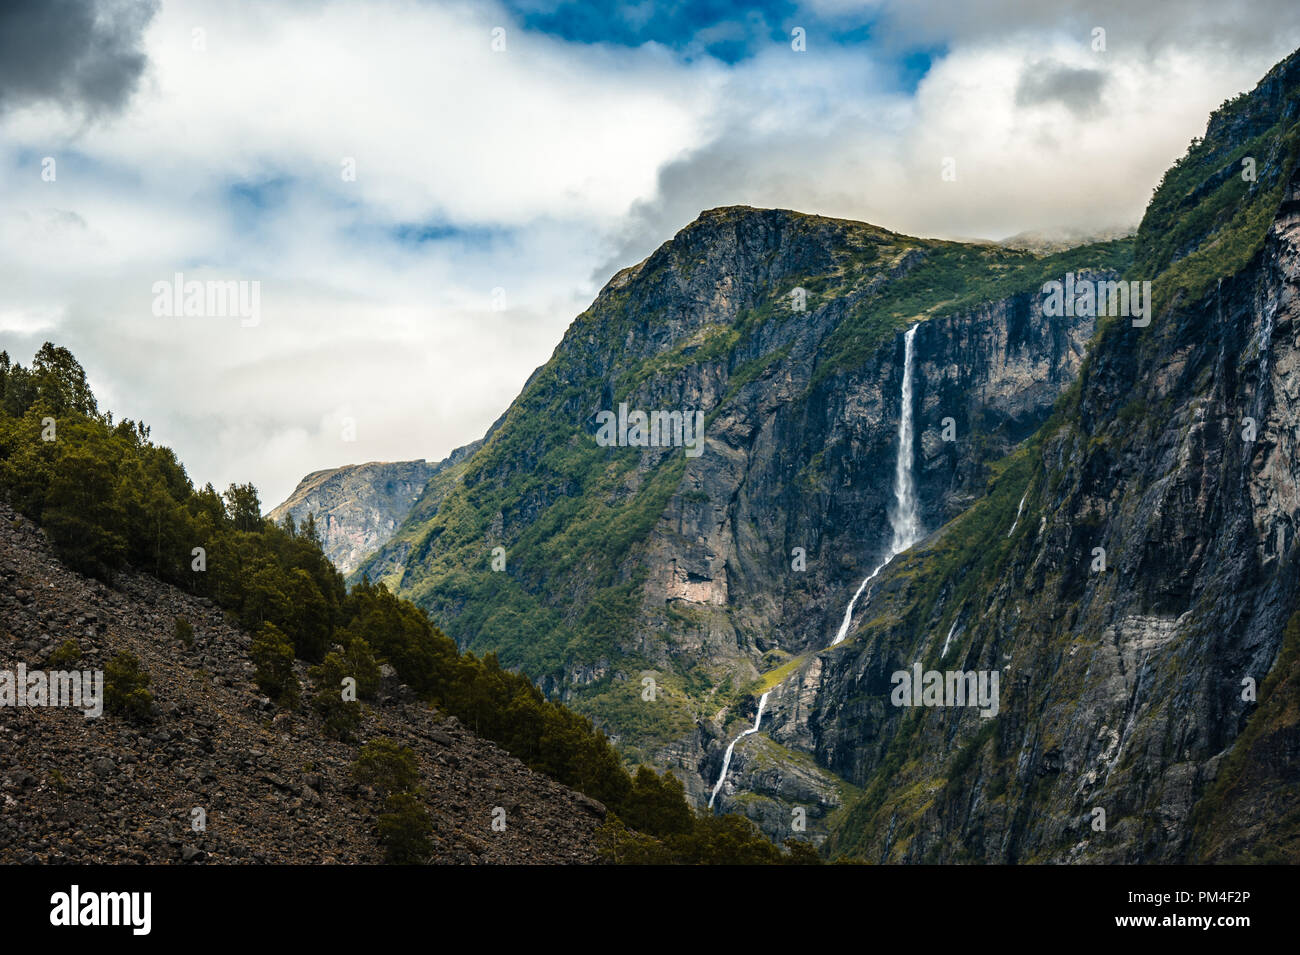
<box><xmin>0</xmin><ymin>0</ymin><xmax>158</xmax><ymax>116</ymax></box>
<box><xmin>591</xmin><ymin>122</ymin><xmax>876</xmax><ymax>285</ymax></box>
<box><xmin>1016</xmin><ymin>60</ymin><xmax>1108</xmax><ymax>115</ymax></box>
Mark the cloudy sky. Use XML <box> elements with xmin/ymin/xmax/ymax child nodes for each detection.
<box><xmin>2</xmin><ymin>0</ymin><xmax>1297</xmax><ymax>508</ymax></box>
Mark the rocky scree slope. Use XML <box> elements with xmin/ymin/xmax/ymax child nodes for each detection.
<box><xmin>0</xmin><ymin>503</ymin><xmax>603</xmax><ymax>864</ymax></box>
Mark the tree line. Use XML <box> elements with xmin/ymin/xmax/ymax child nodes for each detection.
<box><xmin>0</xmin><ymin>343</ymin><xmax>815</xmax><ymax>864</ymax></box>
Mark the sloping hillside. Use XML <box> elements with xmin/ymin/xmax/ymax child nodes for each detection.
<box><xmin>0</xmin><ymin>502</ymin><xmax>604</xmax><ymax>864</ymax></box>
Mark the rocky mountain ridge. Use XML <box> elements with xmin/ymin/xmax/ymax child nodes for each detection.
<box><xmin>269</xmin><ymin>441</ymin><xmax>482</xmax><ymax>574</ymax></box>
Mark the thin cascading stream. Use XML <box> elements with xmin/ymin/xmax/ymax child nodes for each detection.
<box><xmin>707</xmin><ymin>691</ymin><xmax>770</xmax><ymax>809</ymax></box>
<box><xmin>941</xmin><ymin>616</ymin><xmax>960</xmax><ymax>658</ymax></box>
<box><xmin>831</xmin><ymin>324</ymin><xmax>922</xmax><ymax>646</ymax></box>
<box><xmin>1007</xmin><ymin>490</ymin><xmax>1028</xmax><ymax>537</ymax></box>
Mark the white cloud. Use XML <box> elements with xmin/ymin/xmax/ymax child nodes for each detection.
<box><xmin>0</xmin><ymin>0</ymin><xmax>1296</xmax><ymax>509</ymax></box>
<box><xmin>0</xmin><ymin>0</ymin><xmax>711</xmax><ymax>506</ymax></box>
<box><xmin>603</xmin><ymin>30</ymin><xmax>1298</xmax><ymax>268</ymax></box>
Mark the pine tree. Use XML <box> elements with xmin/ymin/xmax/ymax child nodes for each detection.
<box><xmin>251</xmin><ymin>622</ymin><xmax>299</xmax><ymax>708</ymax></box>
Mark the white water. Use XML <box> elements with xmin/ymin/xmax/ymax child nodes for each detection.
<box><xmin>709</xmin><ymin>324</ymin><xmax>925</xmax><ymax>806</ymax></box>
<box><xmin>889</xmin><ymin>325</ymin><xmax>922</xmax><ymax>552</ymax></box>
<box><xmin>941</xmin><ymin>617</ymin><xmax>960</xmax><ymax>658</ymax></box>
<box><xmin>831</xmin><ymin>556</ymin><xmax>893</xmax><ymax>645</ymax></box>
<box><xmin>831</xmin><ymin>324</ymin><xmax>922</xmax><ymax>646</ymax></box>
<box><xmin>1007</xmin><ymin>490</ymin><xmax>1028</xmax><ymax>537</ymax></box>
<box><xmin>708</xmin><ymin>691</ymin><xmax>770</xmax><ymax>809</ymax></box>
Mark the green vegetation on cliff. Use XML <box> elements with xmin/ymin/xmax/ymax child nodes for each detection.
<box><xmin>353</xmin><ymin>206</ymin><xmax>1132</xmax><ymax>770</ymax></box>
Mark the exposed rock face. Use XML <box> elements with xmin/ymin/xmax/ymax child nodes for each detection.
<box><xmin>0</xmin><ymin>503</ymin><xmax>601</xmax><ymax>864</ymax></box>
<box><xmin>279</xmin><ymin>48</ymin><xmax>1300</xmax><ymax>862</ymax></box>
<box><xmin>749</xmin><ymin>49</ymin><xmax>1300</xmax><ymax>862</ymax></box>
<box><xmin>336</xmin><ymin>203</ymin><xmax>1123</xmax><ymax>845</ymax></box>
<box><xmin>269</xmin><ymin>460</ymin><xmax>434</xmax><ymax>573</ymax></box>
<box><xmin>776</xmin><ymin>205</ymin><xmax>1300</xmax><ymax>862</ymax></box>
<box><xmin>635</xmin><ymin>270</ymin><xmax>1104</xmax><ymax>834</ymax></box>
<box><xmin>270</xmin><ymin>442</ymin><xmax>481</xmax><ymax>574</ymax></box>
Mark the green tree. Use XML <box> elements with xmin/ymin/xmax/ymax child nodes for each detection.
<box><xmin>31</xmin><ymin>342</ymin><xmax>97</xmax><ymax>416</ymax></box>
<box><xmin>342</xmin><ymin>637</ymin><xmax>382</xmax><ymax>700</ymax></box>
<box><xmin>223</xmin><ymin>482</ymin><xmax>262</xmax><ymax>533</ymax></box>
<box><xmin>308</xmin><ymin>651</ymin><xmax>362</xmax><ymax>741</ymax></box>
<box><xmin>104</xmin><ymin>652</ymin><xmax>153</xmax><ymax>721</ymax></box>
<box><xmin>44</xmin><ymin>448</ymin><xmax>126</xmax><ymax>581</ymax></box>
<box><xmin>250</xmin><ymin>622</ymin><xmax>299</xmax><ymax>708</ymax></box>
<box><xmin>782</xmin><ymin>838</ymin><xmax>823</xmax><ymax>865</ymax></box>
<box><xmin>377</xmin><ymin>792</ymin><xmax>433</xmax><ymax>864</ymax></box>
<box><xmin>621</xmin><ymin>765</ymin><xmax>695</xmax><ymax>838</ymax></box>
<box><xmin>238</xmin><ymin>559</ymin><xmax>292</xmax><ymax>631</ymax></box>
<box><xmin>284</xmin><ymin>567</ymin><xmax>330</xmax><ymax>661</ymax></box>
<box><xmin>351</xmin><ymin>737</ymin><xmax>421</xmax><ymax>796</ymax></box>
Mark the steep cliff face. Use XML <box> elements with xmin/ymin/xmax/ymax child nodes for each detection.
<box><xmin>265</xmin><ymin>48</ymin><xmax>1300</xmax><ymax>860</ymax></box>
<box><xmin>344</xmin><ymin>202</ymin><xmax>1128</xmax><ymax>826</ymax></box>
<box><xmin>739</xmin><ymin>48</ymin><xmax>1300</xmax><ymax>861</ymax></box>
<box><xmin>270</xmin><ymin>443</ymin><xmax>480</xmax><ymax>574</ymax></box>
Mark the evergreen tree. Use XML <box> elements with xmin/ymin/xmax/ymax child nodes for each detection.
<box><xmin>377</xmin><ymin>792</ymin><xmax>433</xmax><ymax>864</ymax></box>
<box><xmin>308</xmin><ymin>651</ymin><xmax>362</xmax><ymax>741</ymax></box>
<box><xmin>352</xmin><ymin>738</ymin><xmax>421</xmax><ymax>796</ymax></box>
<box><xmin>621</xmin><ymin>765</ymin><xmax>694</xmax><ymax>837</ymax></box>
<box><xmin>104</xmin><ymin>652</ymin><xmax>153</xmax><ymax>721</ymax></box>
<box><xmin>251</xmin><ymin>622</ymin><xmax>299</xmax><ymax>708</ymax></box>
<box><xmin>44</xmin><ymin>448</ymin><xmax>126</xmax><ymax>581</ymax></box>
<box><xmin>223</xmin><ymin>482</ymin><xmax>262</xmax><ymax>532</ymax></box>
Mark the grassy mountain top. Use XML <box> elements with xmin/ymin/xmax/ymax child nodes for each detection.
<box><xmin>1134</xmin><ymin>47</ymin><xmax>1300</xmax><ymax>310</ymax></box>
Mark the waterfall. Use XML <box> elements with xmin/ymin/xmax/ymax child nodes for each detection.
<box><xmin>941</xmin><ymin>616</ymin><xmax>960</xmax><ymax>658</ymax></box>
<box><xmin>1007</xmin><ymin>490</ymin><xmax>1028</xmax><ymax>537</ymax></box>
<box><xmin>889</xmin><ymin>324</ymin><xmax>921</xmax><ymax>552</ymax></box>
<box><xmin>831</xmin><ymin>324</ymin><xmax>922</xmax><ymax>646</ymax></box>
<box><xmin>708</xmin><ymin>691</ymin><xmax>770</xmax><ymax>809</ymax></box>
<box><xmin>709</xmin><ymin>323</ymin><xmax>924</xmax><ymax>807</ymax></box>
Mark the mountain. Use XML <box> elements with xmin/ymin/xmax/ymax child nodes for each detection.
<box><xmin>737</xmin><ymin>46</ymin><xmax>1300</xmax><ymax>860</ymax></box>
<box><xmin>267</xmin><ymin>443</ymin><xmax>482</xmax><ymax>574</ymax></box>
<box><xmin>276</xmin><ymin>47</ymin><xmax>1300</xmax><ymax>862</ymax></box>
<box><xmin>339</xmin><ymin>209</ymin><xmax>1129</xmax><ymax>827</ymax></box>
